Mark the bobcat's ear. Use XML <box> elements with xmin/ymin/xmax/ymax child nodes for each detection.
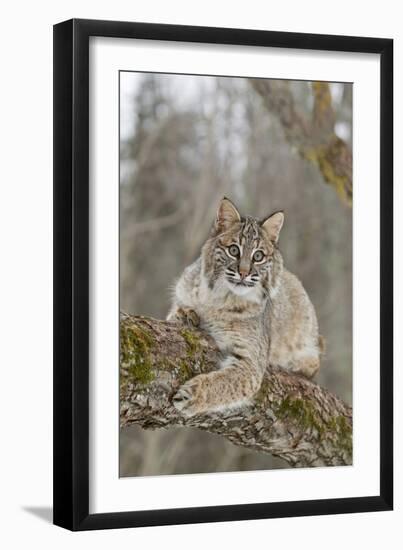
<box><xmin>261</xmin><ymin>211</ymin><xmax>284</xmax><ymax>243</ymax></box>
<box><xmin>214</xmin><ymin>197</ymin><xmax>241</xmax><ymax>233</ymax></box>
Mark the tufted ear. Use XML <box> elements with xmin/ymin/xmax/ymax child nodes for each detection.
<box><xmin>214</xmin><ymin>197</ymin><xmax>241</xmax><ymax>233</ymax></box>
<box><xmin>261</xmin><ymin>211</ymin><xmax>284</xmax><ymax>243</ymax></box>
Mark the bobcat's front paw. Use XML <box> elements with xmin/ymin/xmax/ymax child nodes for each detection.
<box><xmin>175</xmin><ymin>307</ymin><xmax>200</xmax><ymax>328</ymax></box>
<box><xmin>172</xmin><ymin>376</ymin><xmax>206</xmax><ymax>416</ymax></box>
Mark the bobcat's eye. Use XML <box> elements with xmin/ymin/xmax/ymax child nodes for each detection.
<box><xmin>228</xmin><ymin>244</ymin><xmax>240</xmax><ymax>257</ymax></box>
<box><xmin>253</xmin><ymin>250</ymin><xmax>265</xmax><ymax>263</ymax></box>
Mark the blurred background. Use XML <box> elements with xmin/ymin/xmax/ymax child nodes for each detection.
<box><xmin>119</xmin><ymin>72</ymin><xmax>352</xmax><ymax>477</ymax></box>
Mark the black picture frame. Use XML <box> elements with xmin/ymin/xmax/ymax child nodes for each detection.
<box><xmin>53</xmin><ymin>18</ymin><xmax>393</xmax><ymax>531</ymax></box>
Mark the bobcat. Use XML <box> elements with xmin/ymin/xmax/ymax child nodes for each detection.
<box><xmin>167</xmin><ymin>197</ymin><xmax>323</xmax><ymax>416</ymax></box>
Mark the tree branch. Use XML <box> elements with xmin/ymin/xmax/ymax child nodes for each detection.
<box><xmin>251</xmin><ymin>80</ymin><xmax>352</xmax><ymax>206</ymax></box>
<box><xmin>120</xmin><ymin>313</ymin><xmax>352</xmax><ymax>468</ymax></box>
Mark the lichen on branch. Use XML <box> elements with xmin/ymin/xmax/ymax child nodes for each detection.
<box><xmin>120</xmin><ymin>313</ymin><xmax>352</xmax><ymax>467</ymax></box>
<box><xmin>251</xmin><ymin>80</ymin><xmax>352</xmax><ymax>206</ymax></box>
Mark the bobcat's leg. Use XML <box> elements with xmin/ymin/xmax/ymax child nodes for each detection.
<box><xmin>291</xmin><ymin>356</ymin><xmax>320</xmax><ymax>379</ymax></box>
<box><xmin>173</xmin><ymin>357</ymin><xmax>263</xmax><ymax>416</ymax></box>
<box><xmin>167</xmin><ymin>306</ymin><xmax>200</xmax><ymax>328</ymax></box>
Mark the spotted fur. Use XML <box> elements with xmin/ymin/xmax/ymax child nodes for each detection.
<box><xmin>168</xmin><ymin>197</ymin><xmax>323</xmax><ymax>416</ymax></box>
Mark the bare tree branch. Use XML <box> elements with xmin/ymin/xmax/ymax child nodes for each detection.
<box><xmin>120</xmin><ymin>313</ymin><xmax>352</xmax><ymax>468</ymax></box>
<box><xmin>251</xmin><ymin>80</ymin><xmax>352</xmax><ymax>206</ymax></box>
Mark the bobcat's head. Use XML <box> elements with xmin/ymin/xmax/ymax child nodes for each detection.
<box><xmin>202</xmin><ymin>197</ymin><xmax>284</xmax><ymax>299</ymax></box>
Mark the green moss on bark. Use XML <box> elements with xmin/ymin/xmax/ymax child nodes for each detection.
<box><xmin>276</xmin><ymin>396</ymin><xmax>322</xmax><ymax>433</ymax></box>
<box><xmin>254</xmin><ymin>377</ymin><xmax>272</xmax><ymax>407</ymax></box>
<box><xmin>181</xmin><ymin>328</ymin><xmax>201</xmax><ymax>354</ymax></box>
<box><xmin>275</xmin><ymin>395</ymin><xmax>352</xmax><ymax>457</ymax></box>
<box><xmin>302</xmin><ymin>137</ymin><xmax>352</xmax><ymax>206</ymax></box>
<box><xmin>329</xmin><ymin>415</ymin><xmax>353</xmax><ymax>455</ymax></box>
<box><xmin>120</xmin><ymin>322</ymin><xmax>155</xmax><ymax>385</ymax></box>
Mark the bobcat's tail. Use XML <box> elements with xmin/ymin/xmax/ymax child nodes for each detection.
<box><xmin>318</xmin><ymin>335</ymin><xmax>326</xmax><ymax>355</ymax></box>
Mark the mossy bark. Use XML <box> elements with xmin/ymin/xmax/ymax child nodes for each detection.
<box><xmin>251</xmin><ymin>80</ymin><xmax>352</xmax><ymax>206</ymax></box>
<box><xmin>120</xmin><ymin>313</ymin><xmax>352</xmax><ymax>467</ymax></box>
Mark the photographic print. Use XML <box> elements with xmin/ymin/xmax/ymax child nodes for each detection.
<box><xmin>54</xmin><ymin>19</ymin><xmax>392</xmax><ymax>530</ymax></box>
<box><xmin>119</xmin><ymin>72</ymin><xmax>353</xmax><ymax>476</ymax></box>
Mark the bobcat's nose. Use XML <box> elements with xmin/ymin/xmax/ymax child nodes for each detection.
<box><xmin>238</xmin><ymin>267</ymin><xmax>250</xmax><ymax>280</ymax></box>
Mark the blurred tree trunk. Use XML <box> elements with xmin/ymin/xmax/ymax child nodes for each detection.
<box><xmin>120</xmin><ymin>313</ymin><xmax>352</xmax><ymax>468</ymax></box>
<box><xmin>251</xmin><ymin>80</ymin><xmax>352</xmax><ymax>206</ymax></box>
